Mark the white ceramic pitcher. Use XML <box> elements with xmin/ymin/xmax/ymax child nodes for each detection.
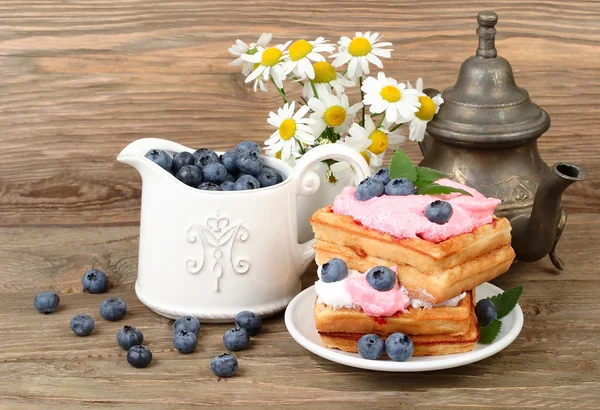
<box><xmin>118</xmin><ymin>138</ymin><xmax>370</xmax><ymax>322</ymax></box>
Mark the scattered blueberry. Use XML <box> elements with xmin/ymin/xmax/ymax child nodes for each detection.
<box><xmin>70</xmin><ymin>314</ymin><xmax>95</xmax><ymax>336</ymax></box>
<box><xmin>173</xmin><ymin>316</ymin><xmax>200</xmax><ymax>336</ymax></box>
<box><xmin>355</xmin><ymin>177</ymin><xmax>385</xmax><ymax>201</ymax></box>
<box><xmin>192</xmin><ymin>148</ymin><xmax>219</xmax><ymax>169</ymax></box>
<box><xmin>175</xmin><ymin>165</ymin><xmax>203</xmax><ymax>187</ymax></box>
<box><xmin>211</xmin><ymin>353</ymin><xmax>238</xmax><ymax>378</ymax></box>
<box><xmin>220</xmin><ymin>181</ymin><xmax>235</xmax><ymax>191</ymax></box>
<box><xmin>357</xmin><ymin>334</ymin><xmax>385</xmax><ymax>360</ymax></box>
<box><xmin>385</xmin><ymin>332</ymin><xmax>414</xmax><ymax>361</ymax></box>
<box><xmin>99</xmin><ymin>297</ymin><xmax>127</xmax><ymax>321</ymax></box>
<box><xmin>236</xmin><ymin>141</ymin><xmax>261</xmax><ymax>154</ymax></box>
<box><xmin>234</xmin><ymin>174</ymin><xmax>260</xmax><ymax>190</ymax></box>
<box><xmin>34</xmin><ymin>291</ymin><xmax>60</xmax><ymax>314</ymax></box>
<box><xmin>385</xmin><ymin>178</ymin><xmax>416</xmax><ymax>196</ymax></box>
<box><xmin>145</xmin><ymin>149</ymin><xmax>172</xmax><ymax>171</ymax></box>
<box><xmin>197</xmin><ymin>182</ymin><xmax>222</xmax><ymax>191</ymax></box>
<box><xmin>82</xmin><ymin>268</ymin><xmax>108</xmax><ymax>294</ymax></box>
<box><xmin>371</xmin><ymin>168</ymin><xmax>391</xmax><ymax>185</ymax></box>
<box><xmin>127</xmin><ymin>345</ymin><xmax>152</xmax><ymax>368</ymax></box>
<box><xmin>320</xmin><ymin>258</ymin><xmax>348</xmax><ymax>283</ymax></box>
<box><xmin>221</xmin><ymin>149</ymin><xmax>239</xmax><ymax>175</ymax></box>
<box><xmin>236</xmin><ymin>150</ymin><xmax>263</xmax><ymax>175</ymax></box>
<box><xmin>202</xmin><ymin>162</ymin><xmax>228</xmax><ymax>184</ymax></box>
<box><xmin>223</xmin><ymin>327</ymin><xmax>249</xmax><ymax>351</ymax></box>
<box><xmin>366</xmin><ymin>266</ymin><xmax>396</xmax><ymax>292</ymax></box>
<box><xmin>117</xmin><ymin>325</ymin><xmax>144</xmax><ymax>350</ymax></box>
<box><xmin>173</xmin><ymin>329</ymin><xmax>198</xmax><ymax>354</ymax></box>
<box><xmin>235</xmin><ymin>311</ymin><xmax>262</xmax><ymax>336</ymax></box>
<box><xmin>424</xmin><ymin>200</ymin><xmax>453</xmax><ymax>225</ymax></box>
<box><xmin>255</xmin><ymin>167</ymin><xmax>278</xmax><ymax>187</ymax></box>
<box><xmin>172</xmin><ymin>151</ymin><xmax>195</xmax><ymax>174</ymax></box>
<box><xmin>475</xmin><ymin>299</ymin><xmax>498</xmax><ymax>327</ymax></box>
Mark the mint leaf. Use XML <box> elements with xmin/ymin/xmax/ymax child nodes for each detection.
<box><xmin>415</xmin><ymin>166</ymin><xmax>447</xmax><ymax>183</ymax></box>
<box><xmin>389</xmin><ymin>149</ymin><xmax>417</xmax><ymax>182</ymax></box>
<box><xmin>488</xmin><ymin>285</ymin><xmax>523</xmax><ymax>319</ymax></box>
<box><xmin>479</xmin><ymin>319</ymin><xmax>502</xmax><ymax>344</ymax></box>
<box><xmin>416</xmin><ymin>183</ymin><xmax>473</xmax><ymax>197</ymax></box>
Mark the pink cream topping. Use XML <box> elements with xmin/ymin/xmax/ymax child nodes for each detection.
<box><xmin>332</xmin><ymin>178</ymin><xmax>501</xmax><ymax>243</ymax></box>
<box><xmin>343</xmin><ymin>269</ymin><xmax>409</xmax><ymax>317</ymax></box>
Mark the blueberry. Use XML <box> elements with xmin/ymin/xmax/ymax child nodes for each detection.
<box><xmin>173</xmin><ymin>316</ymin><xmax>200</xmax><ymax>336</ymax></box>
<box><xmin>385</xmin><ymin>332</ymin><xmax>414</xmax><ymax>361</ymax></box>
<box><xmin>220</xmin><ymin>181</ymin><xmax>235</xmax><ymax>191</ymax></box>
<box><xmin>175</xmin><ymin>165</ymin><xmax>203</xmax><ymax>187</ymax></box>
<box><xmin>99</xmin><ymin>297</ymin><xmax>127</xmax><ymax>321</ymax></box>
<box><xmin>70</xmin><ymin>314</ymin><xmax>94</xmax><ymax>336</ymax></box>
<box><xmin>268</xmin><ymin>167</ymin><xmax>284</xmax><ymax>183</ymax></box>
<box><xmin>34</xmin><ymin>291</ymin><xmax>60</xmax><ymax>314</ymax></box>
<box><xmin>235</xmin><ymin>311</ymin><xmax>262</xmax><ymax>336</ymax></box>
<box><xmin>223</xmin><ymin>327</ymin><xmax>249</xmax><ymax>351</ymax></box>
<box><xmin>371</xmin><ymin>168</ymin><xmax>391</xmax><ymax>185</ymax></box>
<box><xmin>172</xmin><ymin>151</ymin><xmax>195</xmax><ymax>174</ymax></box>
<box><xmin>197</xmin><ymin>182</ymin><xmax>222</xmax><ymax>191</ymax></box>
<box><xmin>424</xmin><ymin>200</ymin><xmax>453</xmax><ymax>225</ymax></box>
<box><xmin>366</xmin><ymin>266</ymin><xmax>396</xmax><ymax>291</ymax></box>
<box><xmin>234</xmin><ymin>174</ymin><xmax>260</xmax><ymax>190</ymax></box>
<box><xmin>211</xmin><ymin>353</ymin><xmax>238</xmax><ymax>378</ymax></box>
<box><xmin>385</xmin><ymin>178</ymin><xmax>416</xmax><ymax>196</ymax></box>
<box><xmin>236</xmin><ymin>141</ymin><xmax>261</xmax><ymax>154</ymax></box>
<box><xmin>173</xmin><ymin>329</ymin><xmax>198</xmax><ymax>354</ymax></box>
<box><xmin>202</xmin><ymin>162</ymin><xmax>228</xmax><ymax>184</ymax></box>
<box><xmin>82</xmin><ymin>268</ymin><xmax>108</xmax><ymax>294</ymax></box>
<box><xmin>357</xmin><ymin>334</ymin><xmax>385</xmax><ymax>360</ymax></box>
<box><xmin>236</xmin><ymin>150</ymin><xmax>263</xmax><ymax>175</ymax></box>
<box><xmin>255</xmin><ymin>167</ymin><xmax>279</xmax><ymax>187</ymax></box>
<box><xmin>475</xmin><ymin>299</ymin><xmax>498</xmax><ymax>327</ymax></box>
<box><xmin>224</xmin><ymin>173</ymin><xmax>236</xmax><ymax>182</ymax></box>
<box><xmin>320</xmin><ymin>258</ymin><xmax>348</xmax><ymax>283</ymax></box>
<box><xmin>117</xmin><ymin>325</ymin><xmax>144</xmax><ymax>350</ymax></box>
<box><xmin>144</xmin><ymin>149</ymin><xmax>172</xmax><ymax>171</ymax></box>
<box><xmin>192</xmin><ymin>148</ymin><xmax>219</xmax><ymax>169</ymax></box>
<box><xmin>355</xmin><ymin>177</ymin><xmax>385</xmax><ymax>201</ymax></box>
<box><xmin>127</xmin><ymin>345</ymin><xmax>152</xmax><ymax>368</ymax></box>
<box><xmin>221</xmin><ymin>149</ymin><xmax>239</xmax><ymax>175</ymax></box>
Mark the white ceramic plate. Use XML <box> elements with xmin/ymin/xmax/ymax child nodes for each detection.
<box><xmin>285</xmin><ymin>282</ymin><xmax>523</xmax><ymax>372</ymax></box>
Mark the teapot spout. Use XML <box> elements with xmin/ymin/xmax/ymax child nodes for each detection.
<box><xmin>511</xmin><ymin>163</ymin><xmax>586</xmax><ymax>269</ymax></box>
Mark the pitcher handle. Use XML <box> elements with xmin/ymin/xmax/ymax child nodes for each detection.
<box><xmin>290</xmin><ymin>144</ymin><xmax>371</xmax><ymax>274</ymax></box>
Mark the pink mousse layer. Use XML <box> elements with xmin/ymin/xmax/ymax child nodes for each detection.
<box><xmin>344</xmin><ymin>272</ymin><xmax>409</xmax><ymax>317</ymax></box>
<box><xmin>332</xmin><ymin>178</ymin><xmax>501</xmax><ymax>243</ymax></box>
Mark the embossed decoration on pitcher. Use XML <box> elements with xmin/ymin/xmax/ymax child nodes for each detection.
<box><xmin>185</xmin><ymin>211</ymin><xmax>250</xmax><ymax>291</ymax></box>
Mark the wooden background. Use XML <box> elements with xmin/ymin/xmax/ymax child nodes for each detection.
<box><xmin>1</xmin><ymin>0</ymin><xmax>599</xmax><ymax>408</ymax></box>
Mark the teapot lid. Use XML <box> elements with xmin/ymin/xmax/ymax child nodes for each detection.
<box><xmin>426</xmin><ymin>11</ymin><xmax>550</xmax><ymax>147</ymax></box>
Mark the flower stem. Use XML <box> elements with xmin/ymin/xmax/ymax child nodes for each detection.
<box><xmin>389</xmin><ymin>123</ymin><xmax>403</xmax><ymax>132</ymax></box>
<box><xmin>271</xmin><ymin>78</ymin><xmax>288</xmax><ymax>103</ymax></box>
<box><xmin>359</xmin><ymin>76</ymin><xmax>365</xmax><ymax>126</ymax></box>
<box><xmin>377</xmin><ymin>114</ymin><xmax>385</xmax><ymax>128</ymax></box>
<box><xmin>309</xmin><ymin>79</ymin><xmax>319</xmax><ymax>99</ymax></box>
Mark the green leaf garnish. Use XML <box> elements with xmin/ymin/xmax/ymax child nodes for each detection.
<box><xmin>488</xmin><ymin>285</ymin><xmax>524</xmax><ymax>319</ymax></box>
<box><xmin>389</xmin><ymin>149</ymin><xmax>417</xmax><ymax>182</ymax></box>
<box><xmin>479</xmin><ymin>319</ymin><xmax>502</xmax><ymax>344</ymax></box>
<box><xmin>416</xmin><ymin>183</ymin><xmax>473</xmax><ymax>197</ymax></box>
<box><xmin>415</xmin><ymin>166</ymin><xmax>447</xmax><ymax>183</ymax></box>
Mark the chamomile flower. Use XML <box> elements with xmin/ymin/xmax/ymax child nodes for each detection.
<box><xmin>265</xmin><ymin>102</ymin><xmax>315</xmax><ymax>161</ymax></box>
<box><xmin>348</xmin><ymin>115</ymin><xmax>405</xmax><ymax>157</ymax></box>
<box><xmin>330</xmin><ymin>32</ymin><xmax>393</xmax><ymax>80</ymax></box>
<box><xmin>308</xmin><ymin>92</ymin><xmax>362</xmax><ymax>137</ymax></box>
<box><xmin>243</xmin><ymin>41</ymin><xmax>291</xmax><ymax>89</ymax></box>
<box><xmin>329</xmin><ymin>135</ymin><xmax>372</xmax><ymax>184</ymax></box>
<box><xmin>405</xmin><ymin>78</ymin><xmax>444</xmax><ymax>142</ymax></box>
<box><xmin>228</xmin><ymin>33</ymin><xmax>272</xmax><ymax>76</ymax></box>
<box><xmin>362</xmin><ymin>72</ymin><xmax>421</xmax><ymax>124</ymax></box>
<box><xmin>301</xmin><ymin>61</ymin><xmax>355</xmax><ymax>99</ymax></box>
<box><xmin>283</xmin><ymin>37</ymin><xmax>335</xmax><ymax>80</ymax></box>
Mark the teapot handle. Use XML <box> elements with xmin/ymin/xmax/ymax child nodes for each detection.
<box><xmin>290</xmin><ymin>144</ymin><xmax>371</xmax><ymax>275</ymax></box>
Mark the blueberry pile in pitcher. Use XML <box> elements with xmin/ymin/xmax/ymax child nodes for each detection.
<box><xmin>144</xmin><ymin>141</ymin><xmax>284</xmax><ymax>191</ymax></box>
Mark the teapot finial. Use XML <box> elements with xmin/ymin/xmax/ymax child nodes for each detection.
<box><xmin>476</xmin><ymin>11</ymin><xmax>498</xmax><ymax>58</ymax></box>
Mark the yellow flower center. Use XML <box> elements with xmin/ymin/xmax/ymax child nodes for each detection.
<box><xmin>279</xmin><ymin>119</ymin><xmax>296</xmax><ymax>140</ymax></box>
<box><xmin>261</xmin><ymin>47</ymin><xmax>283</xmax><ymax>67</ymax></box>
<box><xmin>275</xmin><ymin>151</ymin><xmax>282</xmax><ymax>159</ymax></box>
<box><xmin>360</xmin><ymin>151</ymin><xmax>370</xmax><ymax>164</ymax></box>
<box><xmin>252</xmin><ymin>63</ymin><xmax>260</xmax><ymax>70</ymax></box>
<box><xmin>323</xmin><ymin>106</ymin><xmax>347</xmax><ymax>127</ymax></box>
<box><xmin>368</xmin><ymin>130</ymin><xmax>389</xmax><ymax>154</ymax></box>
<box><xmin>313</xmin><ymin>62</ymin><xmax>337</xmax><ymax>84</ymax></box>
<box><xmin>415</xmin><ymin>95</ymin><xmax>437</xmax><ymax>121</ymax></box>
<box><xmin>348</xmin><ymin>37</ymin><xmax>372</xmax><ymax>57</ymax></box>
<box><xmin>289</xmin><ymin>39</ymin><xmax>313</xmax><ymax>61</ymax></box>
<box><xmin>380</xmin><ymin>85</ymin><xmax>401</xmax><ymax>102</ymax></box>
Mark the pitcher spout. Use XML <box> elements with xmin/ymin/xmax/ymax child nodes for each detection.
<box><xmin>117</xmin><ymin>137</ymin><xmax>190</xmax><ymax>177</ymax></box>
<box><xmin>511</xmin><ymin>163</ymin><xmax>586</xmax><ymax>269</ymax></box>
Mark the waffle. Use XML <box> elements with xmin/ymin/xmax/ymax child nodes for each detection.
<box><xmin>311</xmin><ymin>206</ymin><xmax>515</xmax><ymax>303</ymax></box>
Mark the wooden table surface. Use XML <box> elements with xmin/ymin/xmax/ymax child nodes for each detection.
<box><xmin>1</xmin><ymin>0</ymin><xmax>599</xmax><ymax>408</ymax></box>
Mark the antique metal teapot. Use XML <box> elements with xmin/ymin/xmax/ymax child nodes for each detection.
<box><xmin>419</xmin><ymin>11</ymin><xmax>586</xmax><ymax>270</ymax></box>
